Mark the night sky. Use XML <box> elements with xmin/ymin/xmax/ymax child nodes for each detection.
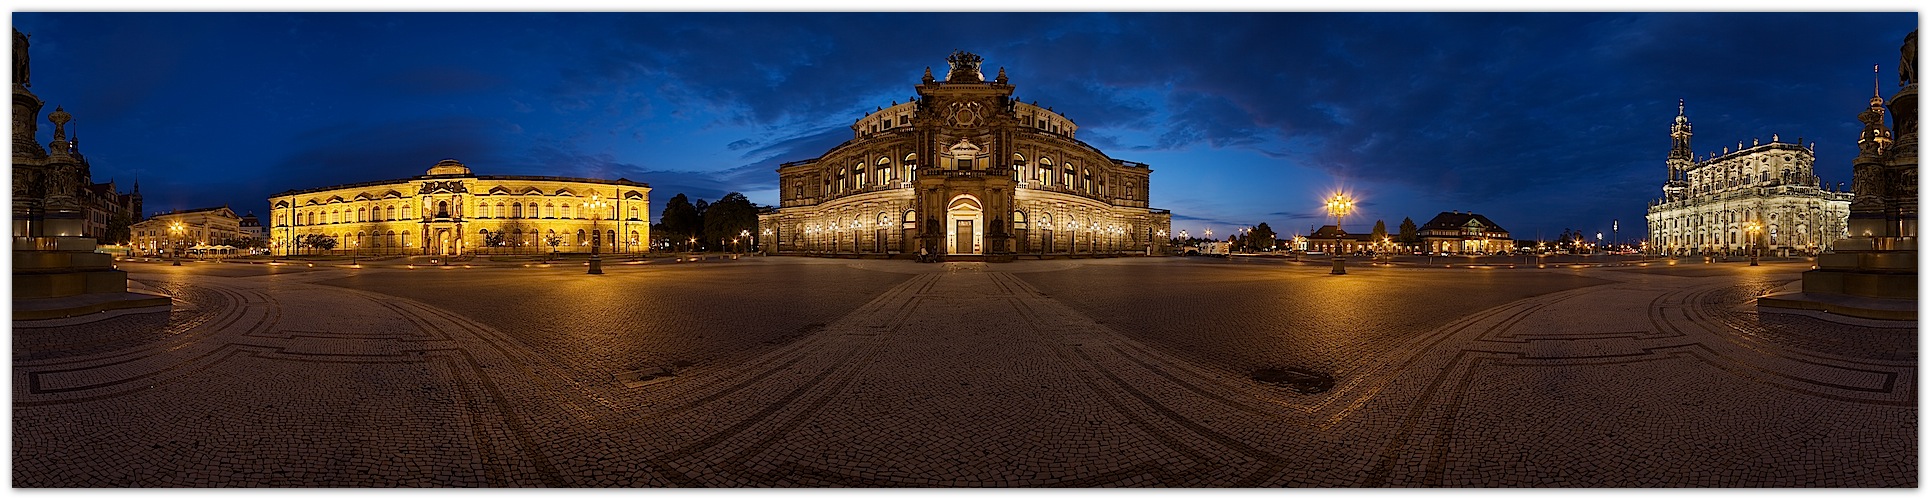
<box><xmin>11</xmin><ymin>12</ymin><xmax>1918</xmax><ymax>243</ymax></box>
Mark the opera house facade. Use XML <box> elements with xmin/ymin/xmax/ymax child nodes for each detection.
<box><xmin>758</xmin><ymin>51</ymin><xmax>1172</xmax><ymax>261</ymax></box>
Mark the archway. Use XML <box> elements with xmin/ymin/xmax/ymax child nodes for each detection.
<box><xmin>946</xmin><ymin>195</ymin><xmax>984</xmax><ymax>255</ymax></box>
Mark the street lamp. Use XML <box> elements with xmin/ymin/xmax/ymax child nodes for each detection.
<box><xmin>169</xmin><ymin>221</ymin><xmax>184</xmax><ymax>266</ymax></box>
<box><xmin>582</xmin><ymin>195</ymin><xmax>607</xmax><ymax>274</ymax></box>
<box><xmin>1326</xmin><ymin>192</ymin><xmax>1354</xmax><ymax>275</ymax></box>
<box><xmin>1744</xmin><ymin>221</ymin><xmax>1762</xmax><ymax>266</ymax></box>
<box><xmin>740</xmin><ymin>229</ymin><xmax>751</xmax><ymax>255</ymax></box>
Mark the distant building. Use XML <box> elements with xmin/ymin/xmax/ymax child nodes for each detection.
<box><xmin>1645</xmin><ymin>100</ymin><xmax>1852</xmax><ymax>256</ymax></box>
<box><xmin>131</xmin><ymin>206</ymin><xmax>240</xmax><ymax>256</ymax></box>
<box><xmin>268</xmin><ymin>159</ymin><xmax>650</xmax><ymax>256</ymax></box>
<box><xmin>1305</xmin><ymin>225</ymin><xmax>1375</xmax><ymax>253</ymax></box>
<box><xmin>1417</xmin><ymin>211</ymin><xmax>1513</xmax><ymax>254</ymax></box>
<box><xmin>758</xmin><ymin>51</ymin><xmax>1172</xmax><ymax>260</ymax></box>
<box><xmin>238</xmin><ymin>212</ymin><xmax>264</xmax><ymax>240</ymax></box>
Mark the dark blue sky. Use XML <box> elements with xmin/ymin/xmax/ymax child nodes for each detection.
<box><xmin>12</xmin><ymin>12</ymin><xmax>1917</xmax><ymax>242</ymax></box>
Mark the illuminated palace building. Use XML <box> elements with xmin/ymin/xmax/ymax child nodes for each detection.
<box><xmin>1646</xmin><ymin>101</ymin><xmax>1853</xmax><ymax>256</ymax></box>
<box><xmin>269</xmin><ymin>159</ymin><xmax>650</xmax><ymax>256</ymax></box>
<box><xmin>758</xmin><ymin>51</ymin><xmax>1172</xmax><ymax>261</ymax></box>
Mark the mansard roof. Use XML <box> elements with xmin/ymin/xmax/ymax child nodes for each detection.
<box><xmin>1419</xmin><ymin>211</ymin><xmax>1509</xmax><ymax>234</ymax></box>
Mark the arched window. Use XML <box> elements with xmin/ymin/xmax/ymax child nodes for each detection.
<box><xmin>905</xmin><ymin>209</ymin><xmax>918</xmax><ymax>228</ymax></box>
<box><xmin>356</xmin><ymin>232</ymin><xmax>364</xmax><ymax>247</ymax></box>
<box><xmin>357</xmin><ymin>207</ymin><xmax>366</xmax><ymax>222</ymax></box>
<box><xmin>436</xmin><ymin>201</ymin><xmax>450</xmax><ymax>218</ymax></box>
<box><xmin>1039</xmin><ymin>158</ymin><xmax>1053</xmax><ymax>187</ymax></box>
<box><xmin>877</xmin><ymin>157</ymin><xmax>892</xmax><ymax>184</ymax></box>
<box><xmin>544</xmin><ymin>203</ymin><xmax>554</xmax><ymax>218</ymax></box>
<box><xmin>561</xmin><ymin>203</ymin><xmax>573</xmax><ymax>219</ymax></box>
<box><xmin>386</xmin><ymin>230</ymin><xmax>396</xmax><ymax>248</ymax></box>
<box><xmin>1083</xmin><ymin>169</ymin><xmax>1092</xmax><ymax>194</ymax></box>
<box><xmin>386</xmin><ymin>205</ymin><xmax>396</xmax><ymax>220</ymax></box>
<box><xmin>495</xmin><ymin>202</ymin><xmax>505</xmax><ymax>218</ymax></box>
<box><xmin>878</xmin><ymin>211</ymin><xmax>891</xmax><ymax>226</ymax></box>
<box><xmin>511</xmin><ymin>203</ymin><xmax>523</xmax><ymax>218</ymax></box>
<box><xmin>402</xmin><ymin>230</ymin><xmax>411</xmax><ymax>247</ymax></box>
<box><xmin>629</xmin><ymin>206</ymin><xmax>640</xmax><ymax>220</ymax></box>
<box><xmin>402</xmin><ymin>204</ymin><xmax>412</xmax><ymax>219</ymax></box>
<box><xmin>1063</xmin><ymin>163</ymin><xmax>1075</xmax><ymax>188</ymax></box>
<box><xmin>905</xmin><ymin>153</ymin><xmax>918</xmax><ymax>181</ymax></box>
<box><xmin>576</xmin><ymin>229</ymin><xmax>587</xmax><ymax>246</ymax></box>
<box><xmin>856</xmin><ymin>162</ymin><xmax>868</xmax><ymax>188</ymax></box>
<box><xmin>837</xmin><ymin>168</ymin><xmax>848</xmax><ymax>193</ymax></box>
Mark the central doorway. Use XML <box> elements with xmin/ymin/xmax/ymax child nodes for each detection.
<box><xmin>946</xmin><ymin>194</ymin><xmax>983</xmax><ymax>255</ymax></box>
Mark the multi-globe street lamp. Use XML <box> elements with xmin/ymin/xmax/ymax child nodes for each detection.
<box><xmin>1326</xmin><ymin>192</ymin><xmax>1354</xmax><ymax>275</ymax></box>
<box><xmin>582</xmin><ymin>195</ymin><xmax>607</xmax><ymax>274</ymax></box>
<box><xmin>169</xmin><ymin>221</ymin><xmax>185</xmax><ymax>266</ymax></box>
<box><xmin>1744</xmin><ymin>221</ymin><xmax>1762</xmax><ymax>266</ymax></box>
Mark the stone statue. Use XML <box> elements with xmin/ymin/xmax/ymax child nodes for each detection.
<box><xmin>12</xmin><ymin>30</ymin><xmax>28</xmax><ymax>88</ymax></box>
<box><xmin>1902</xmin><ymin>30</ymin><xmax>1917</xmax><ymax>88</ymax></box>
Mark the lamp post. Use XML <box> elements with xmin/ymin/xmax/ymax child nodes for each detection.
<box><xmin>1326</xmin><ymin>192</ymin><xmax>1354</xmax><ymax>275</ymax></box>
<box><xmin>740</xmin><ymin>229</ymin><xmax>751</xmax><ymax>256</ymax></box>
<box><xmin>583</xmin><ymin>195</ymin><xmax>607</xmax><ymax>274</ymax></box>
<box><xmin>169</xmin><ymin>221</ymin><xmax>184</xmax><ymax>266</ymax></box>
<box><xmin>1745</xmin><ymin>221</ymin><xmax>1762</xmax><ymax>266</ymax></box>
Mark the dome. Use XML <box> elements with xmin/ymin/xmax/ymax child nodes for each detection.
<box><xmin>426</xmin><ymin>158</ymin><xmax>471</xmax><ymax>176</ymax></box>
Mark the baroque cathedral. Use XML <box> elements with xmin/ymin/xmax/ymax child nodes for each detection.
<box><xmin>1645</xmin><ymin>100</ymin><xmax>1853</xmax><ymax>257</ymax></box>
<box><xmin>757</xmin><ymin>51</ymin><xmax>1173</xmax><ymax>261</ymax></box>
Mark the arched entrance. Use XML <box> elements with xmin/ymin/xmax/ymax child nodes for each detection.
<box><xmin>947</xmin><ymin>195</ymin><xmax>983</xmax><ymax>255</ymax></box>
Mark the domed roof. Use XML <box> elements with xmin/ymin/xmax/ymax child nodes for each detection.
<box><xmin>427</xmin><ymin>158</ymin><xmax>471</xmax><ymax>176</ymax></box>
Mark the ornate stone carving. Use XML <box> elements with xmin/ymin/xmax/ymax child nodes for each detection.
<box><xmin>418</xmin><ymin>180</ymin><xmax>468</xmax><ymax>194</ymax></box>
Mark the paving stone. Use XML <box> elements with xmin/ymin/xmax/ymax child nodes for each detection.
<box><xmin>10</xmin><ymin>258</ymin><xmax>1913</xmax><ymax>487</ymax></box>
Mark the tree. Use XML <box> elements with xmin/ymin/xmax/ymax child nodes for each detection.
<box><xmin>304</xmin><ymin>234</ymin><xmax>337</xmax><ymax>254</ymax></box>
<box><xmin>498</xmin><ymin>219</ymin><xmax>532</xmax><ymax>253</ymax></box>
<box><xmin>544</xmin><ymin>234</ymin><xmax>564</xmax><ymax>260</ymax></box>
<box><xmin>702</xmin><ymin>192</ymin><xmax>759</xmax><ymax>252</ymax></box>
<box><xmin>1369</xmin><ymin>219</ymin><xmax>1389</xmax><ymax>250</ymax></box>
<box><xmin>482</xmin><ymin>230</ymin><xmax>506</xmax><ymax>250</ymax></box>
<box><xmin>1398</xmin><ymin>217</ymin><xmax>1420</xmax><ymax>247</ymax></box>
<box><xmin>659</xmin><ymin>193</ymin><xmax>701</xmax><ymax>250</ymax></box>
<box><xmin>1250</xmin><ymin>222</ymin><xmax>1278</xmax><ymax>251</ymax></box>
<box><xmin>101</xmin><ymin>213</ymin><xmax>133</xmax><ymax>245</ymax></box>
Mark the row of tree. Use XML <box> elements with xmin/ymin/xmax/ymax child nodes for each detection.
<box><xmin>1215</xmin><ymin>217</ymin><xmax>1426</xmax><ymax>252</ymax></box>
<box><xmin>652</xmin><ymin>192</ymin><xmax>761</xmax><ymax>252</ymax></box>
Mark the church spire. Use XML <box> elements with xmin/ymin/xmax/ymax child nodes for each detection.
<box><xmin>1669</xmin><ymin>98</ymin><xmax>1693</xmax><ymax>163</ymax></box>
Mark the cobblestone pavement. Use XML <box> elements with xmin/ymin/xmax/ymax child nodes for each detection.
<box><xmin>13</xmin><ymin>258</ymin><xmax>1914</xmax><ymax>486</ymax></box>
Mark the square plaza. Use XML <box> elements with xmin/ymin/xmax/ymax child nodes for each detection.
<box><xmin>13</xmin><ymin>257</ymin><xmax>1913</xmax><ymax>486</ymax></box>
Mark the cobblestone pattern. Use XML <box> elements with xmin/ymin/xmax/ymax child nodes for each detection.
<box><xmin>12</xmin><ymin>259</ymin><xmax>1914</xmax><ymax>487</ymax></box>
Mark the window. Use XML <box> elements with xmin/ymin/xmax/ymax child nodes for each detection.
<box><xmin>496</xmin><ymin>202</ymin><xmax>505</xmax><ymax>218</ymax></box>
<box><xmin>629</xmin><ymin>206</ymin><xmax>640</xmax><ymax>220</ymax></box>
<box><xmin>958</xmin><ymin>157</ymin><xmax>974</xmax><ymax>169</ymax></box>
<box><xmin>561</xmin><ymin>203</ymin><xmax>572</xmax><ymax>219</ymax></box>
<box><xmin>878</xmin><ymin>157</ymin><xmax>892</xmax><ymax>183</ymax></box>
<box><xmin>357</xmin><ymin>207</ymin><xmax>366</xmax><ymax>222</ymax></box>
<box><xmin>402</xmin><ymin>230</ymin><xmax>410</xmax><ymax>247</ymax></box>
<box><xmin>544</xmin><ymin>203</ymin><xmax>554</xmax><ymax>218</ymax></box>
<box><xmin>436</xmin><ymin>201</ymin><xmax>450</xmax><ymax>218</ymax></box>
<box><xmin>1083</xmin><ymin>170</ymin><xmax>1092</xmax><ymax>194</ymax></box>
<box><xmin>402</xmin><ymin>205</ymin><xmax>412</xmax><ymax>219</ymax></box>
<box><xmin>1063</xmin><ymin>164</ymin><xmax>1075</xmax><ymax>188</ymax></box>
<box><xmin>856</xmin><ymin>163</ymin><xmax>868</xmax><ymax>188</ymax></box>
